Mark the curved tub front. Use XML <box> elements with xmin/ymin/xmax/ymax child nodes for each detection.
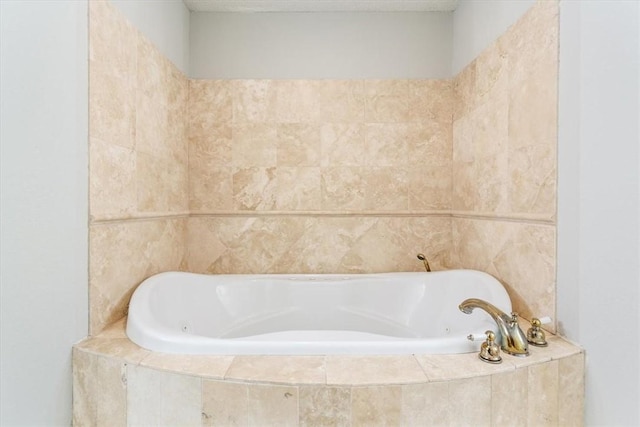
<box><xmin>126</xmin><ymin>270</ymin><xmax>512</xmax><ymax>355</ymax></box>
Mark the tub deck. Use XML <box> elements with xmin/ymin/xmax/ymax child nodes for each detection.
<box><xmin>73</xmin><ymin>317</ymin><xmax>585</xmax><ymax>426</ymax></box>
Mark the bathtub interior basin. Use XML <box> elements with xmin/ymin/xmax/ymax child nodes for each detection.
<box><xmin>126</xmin><ymin>270</ymin><xmax>512</xmax><ymax>355</ymax></box>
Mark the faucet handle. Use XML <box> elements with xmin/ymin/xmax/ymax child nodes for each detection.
<box><xmin>478</xmin><ymin>330</ymin><xmax>502</xmax><ymax>364</ymax></box>
<box><xmin>527</xmin><ymin>317</ymin><xmax>549</xmax><ymax>347</ymax></box>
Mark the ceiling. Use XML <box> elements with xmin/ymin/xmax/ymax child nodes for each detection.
<box><xmin>182</xmin><ymin>0</ymin><xmax>459</xmax><ymax>13</ymax></box>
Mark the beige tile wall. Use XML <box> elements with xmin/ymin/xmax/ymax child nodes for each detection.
<box><xmin>188</xmin><ymin>79</ymin><xmax>453</xmax><ymax>214</ymax></box>
<box><xmin>450</xmin><ymin>0</ymin><xmax>559</xmax><ymax>329</ymax></box>
<box><xmin>88</xmin><ymin>0</ymin><xmax>559</xmax><ymax>335</ymax></box>
<box><xmin>185</xmin><ymin>216</ymin><xmax>451</xmax><ymax>274</ymax></box>
<box><xmin>186</xmin><ymin>79</ymin><xmax>454</xmax><ymax>274</ymax></box>
<box><xmin>89</xmin><ymin>1</ymin><xmax>188</xmax><ymax>333</ymax></box>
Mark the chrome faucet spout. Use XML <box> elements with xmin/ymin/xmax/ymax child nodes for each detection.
<box><xmin>459</xmin><ymin>298</ymin><xmax>529</xmax><ymax>357</ymax></box>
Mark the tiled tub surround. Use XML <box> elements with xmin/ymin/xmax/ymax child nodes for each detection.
<box><xmin>73</xmin><ymin>320</ymin><xmax>584</xmax><ymax>426</ymax></box>
<box><xmin>188</xmin><ymin>78</ymin><xmax>453</xmax><ymax>214</ymax></box>
<box><xmin>185</xmin><ymin>77</ymin><xmax>455</xmax><ymax>274</ymax></box>
<box><xmin>185</xmin><ymin>216</ymin><xmax>451</xmax><ymax>275</ymax></box>
<box><xmin>88</xmin><ymin>0</ymin><xmax>560</xmax><ymax>338</ymax></box>
<box><xmin>89</xmin><ymin>0</ymin><xmax>189</xmax><ymax>334</ymax></box>
<box><xmin>80</xmin><ymin>2</ymin><xmax>579</xmax><ymax>424</ymax></box>
<box><xmin>449</xmin><ymin>0</ymin><xmax>559</xmax><ymax>330</ymax></box>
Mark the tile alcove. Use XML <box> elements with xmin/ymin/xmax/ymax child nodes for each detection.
<box><xmin>77</xmin><ymin>1</ymin><xmax>580</xmax><ymax>425</ymax></box>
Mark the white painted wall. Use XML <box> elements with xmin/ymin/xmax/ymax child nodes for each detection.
<box><xmin>557</xmin><ymin>1</ymin><xmax>640</xmax><ymax>425</ymax></box>
<box><xmin>451</xmin><ymin>0</ymin><xmax>535</xmax><ymax>75</ymax></box>
<box><xmin>189</xmin><ymin>12</ymin><xmax>452</xmax><ymax>79</ymax></box>
<box><xmin>112</xmin><ymin>0</ymin><xmax>190</xmax><ymax>74</ymax></box>
<box><xmin>0</xmin><ymin>1</ymin><xmax>89</xmax><ymax>425</ymax></box>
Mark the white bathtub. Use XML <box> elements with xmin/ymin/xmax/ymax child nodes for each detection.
<box><xmin>126</xmin><ymin>270</ymin><xmax>512</xmax><ymax>355</ymax></box>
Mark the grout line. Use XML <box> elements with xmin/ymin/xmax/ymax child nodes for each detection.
<box><xmin>89</xmin><ymin>210</ymin><xmax>555</xmax><ymax>227</ymax></box>
<box><xmin>91</xmin><ymin>213</ymin><xmax>190</xmax><ymax>224</ymax></box>
<box><xmin>188</xmin><ymin>210</ymin><xmax>556</xmax><ymax>224</ymax></box>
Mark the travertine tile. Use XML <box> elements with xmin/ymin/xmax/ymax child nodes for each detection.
<box><xmin>99</xmin><ymin>317</ymin><xmax>128</xmax><ymax>339</ymax></box>
<box><xmin>247</xmin><ymin>384</ymin><xmax>299</xmax><ymax>426</ymax></box>
<box><xmin>232</xmin><ymin>167</ymin><xmax>277</xmax><ymax>210</ymax></box>
<box><xmin>326</xmin><ymin>356</ymin><xmax>427</xmax><ymax>385</ymax></box>
<box><xmin>231</xmin><ymin>123</ymin><xmax>278</xmax><ymax>168</ymax></box>
<box><xmin>546</xmin><ymin>336</ymin><xmax>583</xmax><ymax>359</ymax></box>
<box><xmin>507</xmin><ymin>63</ymin><xmax>557</xmax><ymax>216</ymax></box>
<box><xmin>510</xmin><ymin>335</ymin><xmax>582</xmax><ymax>369</ymax></box>
<box><xmin>136</xmin><ymin>151</ymin><xmax>188</xmax><ymax>213</ymax></box>
<box><xmin>505</xmin><ymin>1</ymin><xmax>558</xmax><ymax>217</ymax></box>
<box><xmin>274</xmin><ymin>80</ymin><xmax>320</xmax><ymax>123</ymax></box>
<box><xmin>491</xmin><ymin>368</ymin><xmax>528</xmax><ymax>427</ymax></box>
<box><xmin>134</xmin><ymin>90</ymin><xmax>169</xmax><ymax>157</ymax></box>
<box><xmin>75</xmin><ymin>337</ymin><xmax>150</xmax><ymax>363</ymax></box>
<box><xmin>527</xmin><ymin>359</ymin><xmax>559</xmax><ymax>426</ymax></box>
<box><xmin>233</xmin><ymin>80</ymin><xmax>277</xmax><ymax>123</ymax></box>
<box><xmin>73</xmin><ymin>348</ymin><xmax>127</xmax><ymax>426</ymax></box>
<box><xmin>415</xmin><ymin>352</ymin><xmax>515</xmax><ymax>381</ymax></box>
<box><xmin>89</xmin><ymin>0</ymin><xmax>136</xmax><ymax>80</ymax></box>
<box><xmin>351</xmin><ymin>386</ymin><xmax>401</xmax><ymax>426</ymax></box>
<box><xmin>270</xmin><ymin>217</ymin><xmax>377</xmax><ymax>273</ymax></box>
<box><xmin>451</xmin><ymin>114</ymin><xmax>475</xmax><ymax>211</ymax></box>
<box><xmin>506</xmin><ymin>0</ymin><xmax>559</xmax><ymax>91</ymax></box>
<box><xmin>264</xmin><ymin>216</ymin><xmax>451</xmax><ymax>274</ymax></box>
<box><xmin>448</xmin><ymin>376</ymin><xmax>491</xmax><ymax>427</ymax></box>
<box><xmin>299</xmin><ymin>386</ymin><xmax>351</xmax><ymax>427</ymax></box>
<box><xmin>127</xmin><ymin>365</ymin><xmax>202</xmax><ymax>426</ymax></box>
<box><xmin>320</xmin><ymin>123</ymin><xmax>365</xmax><ymax>167</ymax></box>
<box><xmin>317</xmin><ymin>80</ymin><xmax>365</xmax><ymax>123</ymax></box>
<box><xmin>363</xmin><ymin>167</ymin><xmax>408</xmax><ymax>211</ymax></box>
<box><xmin>189</xmin><ymin>80</ymin><xmax>233</xmax><ymax>126</ymax></box>
<box><xmin>407</xmin><ymin>79</ymin><xmax>453</xmax><ymax>124</ymax></box>
<box><xmin>89</xmin><ymin>138</ymin><xmax>137</xmax><ymax>220</ymax></box>
<box><xmin>364</xmin><ymin>80</ymin><xmax>409</xmax><ymax>123</ymax></box>
<box><xmin>472</xmin><ymin>95</ymin><xmax>510</xmax><ymax>213</ymax></box>
<box><xmin>135</xmin><ymin>37</ymin><xmax>188</xmax><ymax>162</ymax></box>
<box><xmin>450</xmin><ymin>217</ymin><xmax>511</xmax><ymax>271</ymax></box>
<box><xmin>492</xmin><ymin>223</ymin><xmax>556</xmax><ymax>328</ymax></box>
<box><xmin>508</xmin><ymin>142</ymin><xmax>557</xmax><ymax>216</ymax></box>
<box><xmin>401</xmin><ymin>382</ymin><xmax>449</xmax><ymax>426</ymax></box>
<box><xmin>186</xmin><ymin>216</ymin><xmax>311</xmax><ymax>274</ymax></box>
<box><xmin>276</xmin><ymin>167</ymin><xmax>322</xmax><ymax>211</ymax></box>
<box><xmin>189</xmin><ymin>122</ymin><xmax>232</xmax><ymax>162</ymax></box>
<box><xmin>320</xmin><ymin>167</ymin><xmax>366</xmax><ymax>210</ymax></box>
<box><xmin>183</xmin><ymin>217</ymin><xmax>229</xmax><ymax>273</ymax></box>
<box><xmin>406</xmin><ymin>121</ymin><xmax>452</xmax><ymax>169</ymax></box>
<box><xmin>452</xmin><ymin>93</ymin><xmax>510</xmax><ymax>213</ymax></box>
<box><xmin>141</xmin><ymin>353</ymin><xmax>235</xmax><ymax>379</ymax></box>
<box><xmin>408</xmin><ymin>164</ymin><xmax>452</xmax><ymax>210</ymax></box>
<box><xmin>226</xmin><ymin>356</ymin><xmax>325</xmax><ymax>384</ymax></box>
<box><xmin>339</xmin><ymin>216</ymin><xmax>452</xmax><ymax>273</ymax></box>
<box><xmin>453</xmin><ymin>61</ymin><xmax>477</xmax><ymax>120</ymax></box>
<box><xmin>364</xmin><ymin>123</ymin><xmax>408</xmax><ymax>167</ymax></box>
<box><xmin>558</xmin><ymin>353</ymin><xmax>585</xmax><ymax>426</ymax></box>
<box><xmin>451</xmin><ymin>218</ymin><xmax>556</xmax><ymax>332</ymax></box>
<box><xmin>189</xmin><ymin>160</ymin><xmax>233</xmax><ymax>212</ymax></box>
<box><xmin>508</xmin><ymin>348</ymin><xmax>552</xmax><ymax>369</ymax></box>
<box><xmin>89</xmin><ymin>63</ymin><xmax>135</xmax><ymax>150</ymax></box>
<box><xmin>89</xmin><ymin>218</ymin><xmax>186</xmax><ymax>333</ymax></box>
<box><xmin>136</xmin><ymin>35</ymin><xmax>165</xmax><ymax>99</ymax></box>
<box><xmin>277</xmin><ymin>123</ymin><xmax>321</xmax><ymax>166</ymax></box>
<box><xmin>202</xmin><ymin>380</ymin><xmax>249</xmax><ymax>426</ymax></box>
<box><xmin>474</xmin><ymin>37</ymin><xmax>508</xmax><ymax>105</ymax></box>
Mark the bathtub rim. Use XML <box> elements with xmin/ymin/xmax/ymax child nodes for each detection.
<box><xmin>125</xmin><ymin>269</ymin><xmax>513</xmax><ymax>355</ymax></box>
